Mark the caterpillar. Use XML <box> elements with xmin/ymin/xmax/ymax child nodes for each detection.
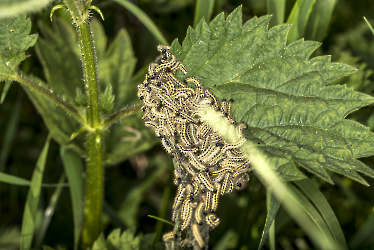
<box><xmin>138</xmin><ymin>45</ymin><xmax>251</xmax><ymax>248</ymax></box>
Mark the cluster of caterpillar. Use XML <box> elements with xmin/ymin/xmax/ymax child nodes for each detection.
<box><xmin>138</xmin><ymin>45</ymin><xmax>251</xmax><ymax>249</ymax></box>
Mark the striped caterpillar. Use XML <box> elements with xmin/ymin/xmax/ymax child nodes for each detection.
<box><xmin>138</xmin><ymin>45</ymin><xmax>251</xmax><ymax>249</ymax></box>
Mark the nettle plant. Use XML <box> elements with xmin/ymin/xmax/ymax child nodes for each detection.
<box><xmin>1</xmin><ymin>0</ymin><xmax>374</xmax><ymax>250</ymax></box>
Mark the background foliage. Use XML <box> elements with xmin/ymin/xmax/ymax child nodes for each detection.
<box><xmin>1</xmin><ymin>0</ymin><xmax>374</xmax><ymax>249</ymax></box>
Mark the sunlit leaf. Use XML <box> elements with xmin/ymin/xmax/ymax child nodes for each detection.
<box><xmin>170</xmin><ymin>6</ymin><xmax>374</xmax><ymax>184</ymax></box>
<box><xmin>0</xmin><ymin>0</ymin><xmax>54</xmax><ymax>18</ymax></box>
<box><xmin>0</xmin><ymin>15</ymin><xmax>37</xmax><ymax>81</ymax></box>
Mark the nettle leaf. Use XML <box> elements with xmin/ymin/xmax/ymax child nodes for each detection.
<box><xmin>170</xmin><ymin>6</ymin><xmax>374</xmax><ymax>184</ymax></box>
<box><xmin>100</xmin><ymin>84</ymin><xmax>115</xmax><ymax>114</ymax></box>
<box><xmin>89</xmin><ymin>227</ymin><xmax>155</xmax><ymax>250</ymax></box>
<box><xmin>0</xmin><ymin>14</ymin><xmax>37</xmax><ymax>101</ymax></box>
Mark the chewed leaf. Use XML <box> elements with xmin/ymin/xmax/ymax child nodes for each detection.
<box><xmin>170</xmin><ymin>6</ymin><xmax>374</xmax><ymax>184</ymax></box>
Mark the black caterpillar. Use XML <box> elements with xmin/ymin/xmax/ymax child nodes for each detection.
<box><xmin>138</xmin><ymin>45</ymin><xmax>251</xmax><ymax>249</ymax></box>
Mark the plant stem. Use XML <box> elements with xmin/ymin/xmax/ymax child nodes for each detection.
<box><xmin>103</xmin><ymin>105</ymin><xmax>142</xmax><ymax>129</ymax></box>
<box><xmin>14</xmin><ymin>73</ymin><xmax>86</xmax><ymax>124</ymax></box>
<box><xmin>68</xmin><ymin>1</ymin><xmax>103</xmax><ymax>247</ymax></box>
<box><xmin>82</xmin><ymin>131</ymin><xmax>103</xmax><ymax>248</ymax></box>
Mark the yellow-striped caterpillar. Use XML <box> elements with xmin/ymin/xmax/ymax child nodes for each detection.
<box><xmin>139</xmin><ymin>45</ymin><xmax>251</xmax><ymax>248</ymax></box>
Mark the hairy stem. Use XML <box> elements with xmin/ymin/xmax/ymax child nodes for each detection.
<box><xmin>65</xmin><ymin>0</ymin><xmax>103</xmax><ymax>247</ymax></box>
<box><xmin>14</xmin><ymin>73</ymin><xmax>85</xmax><ymax>124</ymax></box>
<box><xmin>78</xmin><ymin>21</ymin><xmax>103</xmax><ymax>250</ymax></box>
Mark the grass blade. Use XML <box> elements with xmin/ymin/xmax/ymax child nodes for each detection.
<box><xmin>305</xmin><ymin>0</ymin><xmax>337</xmax><ymax>41</ymax></box>
<box><xmin>364</xmin><ymin>17</ymin><xmax>374</xmax><ymax>36</ymax></box>
<box><xmin>153</xmin><ymin>185</ymin><xmax>171</xmax><ymax>243</ymax></box>
<box><xmin>286</xmin><ymin>0</ymin><xmax>316</xmax><ymax>43</ymax></box>
<box><xmin>288</xmin><ymin>183</ymin><xmax>335</xmax><ymax>244</ymax></box>
<box><xmin>113</xmin><ymin>0</ymin><xmax>168</xmax><ymax>45</ymax></box>
<box><xmin>349</xmin><ymin>210</ymin><xmax>374</xmax><ymax>249</ymax></box>
<box><xmin>266</xmin><ymin>0</ymin><xmax>285</xmax><ymax>27</ymax></box>
<box><xmin>35</xmin><ymin>173</ymin><xmax>66</xmax><ymax>248</ymax></box>
<box><xmin>0</xmin><ymin>172</ymin><xmax>31</xmax><ymax>186</ymax></box>
<box><xmin>294</xmin><ymin>179</ymin><xmax>348</xmax><ymax>249</ymax></box>
<box><xmin>0</xmin><ymin>92</ymin><xmax>22</xmax><ymax>171</ymax></box>
<box><xmin>193</xmin><ymin>0</ymin><xmax>215</xmax><ymax>27</ymax></box>
<box><xmin>20</xmin><ymin>134</ymin><xmax>51</xmax><ymax>250</ymax></box>
<box><xmin>258</xmin><ymin>188</ymin><xmax>280</xmax><ymax>250</ymax></box>
<box><xmin>0</xmin><ymin>172</ymin><xmax>70</xmax><ymax>187</ymax></box>
<box><xmin>60</xmin><ymin>146</ymin><xmax>84</xmax><ymax>250</ymax></box>
<box><xmin>0</xmin><ymin>80</ymin><xmax>12</xmax><ymax>104</ymax></box>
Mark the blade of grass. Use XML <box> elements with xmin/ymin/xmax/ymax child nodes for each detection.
<box><xmin>0</xmin><ymin>92</ymin><xmax>22</xmax><ymax>171</ymax></box>
<box><xmin>60</xmin><ymin>146</ymin><xmax>84</xmax><ymax>250</ymax></box>
<box><xmin>305</xmin><ymin>0</ymin><xmax>337</xmax><ymax>42</ymax></box>
<box><xmin>0</xmin><ymin>172</ymin><xmax>70</xmax><ymax>187</ymax></box>
<box><xmin>364</xmin><ymin>17</ymin><xmax>374</xmax><ymax>36</ymax></box>
<box><xmin>349</xmin><ymin>209</ymin><xmax>374</xmax><ymax>249</ymax></box>
<box><xmin>294</xmin><ymin>178</ymin><xmax>348</xmax><ymax>250</ymax></box>
<box><xmin>287</xmin><ymin>183</ymin><xmax>335</xmax><ymax>244</ymax></box>
<box><xmin>148</xmin><ymin>215</ymin><xmax>174</xmax><ymax>227</ymax></box>
<box><xmin>193</xmin><ymin>0</ymin><xmax>215</xmax><ymax>28</ymax></box>
<box><xmin>113</xmin><ymin>0</ymin><xmax>168</xmax><ymax>45</ymax></box>
<box><xmin>258</xmin><ymin>188</ymin><xmax>280</xmax><ymax>250</ymax></box>
<box><xmin>153</xmin><ymin>184</ymin><xmax>171</xmax><ymax>243</ymax></box>
<box><xmin>0</xmin><ymin>80</ymin><xmax>12</xmax><ymax>104</ymax></box>
<box><xmin>266</xmin><ymin>0</ymin><xmax>285</xmax><ymax>28</ymax></box>
<box><xmin>35</xmin><ymin>173</ymin><xmax>66</xmax><ymax>249</ymax></box>
<box><xmin>20</xmin><ymin>134</ymin><xmax>51</xmax><ymax>250</ymax></box>
<box><xmin>286</xmin><ymin>0</ymin><xmax>316</xmax><ymax>43</ymax></box>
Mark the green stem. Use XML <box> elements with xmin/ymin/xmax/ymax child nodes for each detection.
<box><xmin>64</xmin><ymin>0</ymin><xmax>103</xmax><ymax>247</ymax></box>
<box><xmin>103</xmin><ymin>105</ymin><xmax>142</xmax><ymax>129</ymax></box>
<box><xmin>14</xmin><ymin>73</ymin><xmax>85</xmax><ymax>125</ymax></box>
<box><xmin>82</xmin><ymin>131</ymin><xmax>103</xmax><ymax>248</ymax></box>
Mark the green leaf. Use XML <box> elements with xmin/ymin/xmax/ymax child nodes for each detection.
<box><xmin>89</xmin><ymin>227</ymin><xmax>155</xmax><ymax>250</ymax></box>
<box><xmin>170</xmin><ymin>6</ymin><xmax>374</xmax><ymax>184</ymax></box>
<box><xmin>0</xmin><ymin>226</ymin><xmax>21</xmax><ymax>250</ymax></box>
<box><xmin>100</xmin><ymin>84</ymin><xmax>115</xmax><ymax>114</ymax></box>
<box><xmin>117</xmin><ymin>155</ymin><xmax>169</xmax><ymax>227</ymax></box>
<box><xmin>0</xmin><ymin>80</ymin><xmax>12</xmax><ymax>103</ymax></box>
<box><xmin>364</xmin><ymin>17</ymin><xmax>374</xmax><ymax>36</ymax></box>
<box><xmin>288</xmin><ymin>183</ymin><xmax>335</xmax><ymax>244</ymax></box>
<box><xmin>294</xmin><ymin>178</ymin><xmax>348</xmax><ymax>249</ymax></box>
<box><xmin>21</xmin><ymin>134</ymin><xmax>51</xmax><ymax>250</ymax></box>
<box><xmin>258</xmin><ymin>189</ymin><xmax>281</xmax><ymax>250</ymax></box>
<box><xmin>266</xmin><ymin>0</ymin><xmax>285</xmax><ymax>27</ymax></box>
<box><xmin>0</xmin><ymin>0</ymin><xmax>54</xmax><ymax>18</ymax></box>
<box><xmin>35</xmin><ymin>174</ymin><xmax>66</xmax><ymax>249</ymax></box>
<box><xmin>60</xmin><ymin>147</ymin><xmax>84</xmax><ymax>250</ymax></box>
<box><xmin>0</xmin><ymin>92</ymin><xmax>22</xmax><ymax>171</ymax></box>
<box><xmin>0</xmin><ymin>15</ymin><xmax>36</xmax><ymax>80</ymax></box>
<box><xmin>193</xmin><ymin>0</ymin><xmax>215</xmax><ymax>28</ymax></box>
<box><xmin>286</xmin><ymin>0</ymin><xmax>316</xmax><ymax>43</ymax></box>
<box><xmin>21</xmin><ymin>75</ymin><xmax>84</xmax><ymax>154</ymax></box>
<box><xmin>0</xmin><ymin>14</ymin><xmax>37</xmax><ymax>58</ymax></box>
<box><xmin>305</xmin><ymin>0</ymin><xmax>337</xmax><ymax>42</ymax></box>
<box><xmin>75</xmin><ymin>87</ymin><xmax>86</xmax><ymax>106</ymax></box>
<box><xmin>35</xmin><ymin>18</ymin><xmax>82</xmax><ymax>104</ymax></box>
<box><xmin>91</xmin><ymin>233</ymin><xmax>108</xmax><ymax>250</ymax></box>
<box><xmin>349</xmin><ymin>210</ymin><xmax>374</xmax><ymax>249</ymax></box>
